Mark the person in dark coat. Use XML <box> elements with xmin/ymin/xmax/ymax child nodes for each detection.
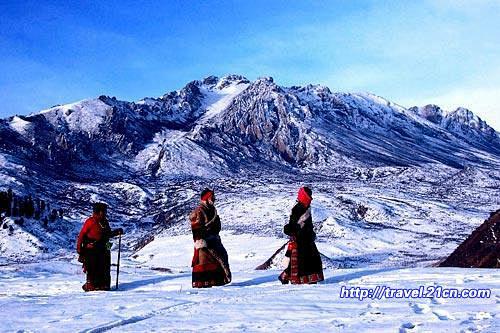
<box><xmin>279</xmin><ymin>187</ymin><xmax>324</xmax><ymax>284</ymax></box>
<box><xmin>189</xmin><ymin>188</ymin><xmax>231</xmax><ymax>288</ymax></box>
<box><xmin>76</xmin><ymin>203</ymin><xmax>123</xmax><ymax>291</ymax></box>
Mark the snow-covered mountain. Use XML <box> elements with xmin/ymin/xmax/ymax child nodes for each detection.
<box><xmin>409</xmin><ymin>104</ymin><xmax>499</xmax><ymax>152</ymax></box>
<box><xmin>1</xmin><ymin>75</ymin><xmax>499</xmax><ymax>267</ymax></box>
<box><xmin>1</xmin><ymin>75</ymin><xmax>499</xmax><ymax>181</ymax></box>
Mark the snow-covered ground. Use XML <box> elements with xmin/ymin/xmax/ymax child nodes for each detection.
<box><xmin>1</xmin><ymin>165</ymin><xmax>498</xmax><ymax>331</ymax></box>
<box><xmin>1</xmin><ymin>164</ymin><xmax>499</xmax><ymax>268</ymax></box>
<box><xmin>1</xmin><ymin>72</ymin><xmax>499</xmax><ymax>331</ymax></box>
<box><xmin>1</xmin><ymin>236</ymin><xmax>498</xmax><ymax>332</ymax></box>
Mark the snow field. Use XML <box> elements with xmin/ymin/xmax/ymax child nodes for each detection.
<box><xmin>1</xmin><ymin>233</ymin><xmax>498</xmax><ymax>332</ymax></box>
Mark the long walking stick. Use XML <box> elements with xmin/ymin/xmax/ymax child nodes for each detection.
<box><xmin>115</xmin><ymin>233</ymin><xmax>122</xmax><ymax>290</ymax></box>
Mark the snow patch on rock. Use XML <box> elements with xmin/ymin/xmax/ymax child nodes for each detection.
<box><xmin>40</xmin><ymin>98</ymin><xmax>112</xmax><ymax>133</ymax></box>
<box><xmin>9</xmin><ymin>116</ymin><xmax>32</xmax><ymax>135</ymax></box>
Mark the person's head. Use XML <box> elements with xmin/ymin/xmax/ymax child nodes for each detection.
<box><xmin>297</xmin><ymin>186</ymin><xmax>312</xmax><ymax>207</ymax></box>
<box><xmin>92</xmin><ymin>202</ymin><xmax>108</xmax><ymax>220</ymax></box>
<box><xmin>200</xmin><ymin>188</ymin><xmax>215</xmax><ymax>205</ymax></box>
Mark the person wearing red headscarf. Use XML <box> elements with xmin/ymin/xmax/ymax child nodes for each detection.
<box><xmin>279</xmin><ymin>186</ymin><xmax>324</xmax><ymax>284</ymax></box>
<box><xmin>189</xmin><ymin>188</ymin><xmax>231</xmax><ymax>288</ymax></box>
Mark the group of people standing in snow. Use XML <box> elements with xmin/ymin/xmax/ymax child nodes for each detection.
<box><xmin>76</xmin><ymin>186</ymin><xmax>323</xmax><ymax>292</ymax></box>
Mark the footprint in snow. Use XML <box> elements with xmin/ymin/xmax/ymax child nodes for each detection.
<box><xmin>411</xmin><ymin>303</ymin><xmax>431</xmax><ymax>314</ymax></box>
<box><xmin>360</xmin><ymin>310</ymin><xmax>382</xmax><ymax>316</ymax></box>
<box><xmin>367</xmin><ymin>302</ymin><xmax>381</xmax><ymax>309</ymax></box>
<box><xmin>433</xmin><ymin>309</ymin><xmax>455</xmax><ymax>321</ymax></box>
<box><xmin>245</xmin><ymin>252</ymin><xmax>256</xmax><ymax>258</ymax></box>
<box><xmin>330</xmin><ymin>321</ymin><xmax>345</xmax><ymax>329</ymax></box>
<box><xmin>431</xmin><ymin>297</ymin><xmax>445</xmax><ymax>305</ymax></box>
<box><xmin>469</xmin><ymin>312</ymin><xmax>492</xmax><ymax>321</ymax></box>
<box><xmin>399</xmin><ymin>322</ymin><xmax>417</xmax><ymax>333</ymax></box>
<box><xmin>459</xmin><ymin>327</ymin><xmax>481</xmax><ymax>333</ymax></box>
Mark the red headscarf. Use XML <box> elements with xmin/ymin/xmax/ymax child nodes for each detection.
<box><xmin>297</xmin><ymin>187</ymin><xmax>312</xmax><ymax>207</ymax></box>
<box><xmin>201</xmin><ymin>189</ymin><xmax>214</xmax><ymax>202</ymax></box>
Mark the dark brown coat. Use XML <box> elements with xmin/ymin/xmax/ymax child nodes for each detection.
<box><xmin>190</xmin><ymin>202</ymin><xmax>231</xmax><ymax>288</ymax></box>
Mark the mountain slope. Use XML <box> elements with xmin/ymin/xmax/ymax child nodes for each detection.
<box><xmin>409</xmin><ymin>104</ymin><xmax>500</xmax><ymax>153</ymax></box>
<box><xmin>1</xmin><ymin>75</ymin><xmax>499</xmax><ymax>266</ymax></box>
<box><xmin>1</xmin><ymin>75</ymin><xmax>499</xmax><ymax>181</ymax></box>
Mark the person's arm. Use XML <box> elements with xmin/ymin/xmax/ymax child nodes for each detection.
<box><xmin>298</xmin><ymin>219</ymin><xmax>316</xmax><ymax>242</ymax></box>
<box><xmin>284</xmin><ymin>204</ymin><xmax>301</xmax><ymax>236</ymax></box>
<box><xmin>76</xmin><ymin>219</ymin><xmax>90</xmax><ymax>254</ymax></box>
<box><xmin>190</xmin><ymin>208</ymin><xmax>206</xmax><ymax>240</ymax></box>
<box><xmin>207</xmin><ymin>214</ymin><xmax>221</xmax><ymax>235</ymax></box>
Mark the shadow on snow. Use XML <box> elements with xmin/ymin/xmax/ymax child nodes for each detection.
<box><xmin>118</xmin><ymin>273</ymin><xmax>191</xmax><ymax>291</ymax></box>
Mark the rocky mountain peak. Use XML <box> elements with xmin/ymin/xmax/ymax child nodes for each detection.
<box><xmin>444</xmin><ymin>107</ymin><xmax>497</xmax><ymax>138</ymax></box>
<box><xmin>199</xmin><ymin>75</ymin><xmax>250</xmax><ymax>90</ymax></box>
<box><xmin>1</xmin><ymin>74</ymin><xmax>500</xmax><ymax>180</ymax></box>
<box><xmin>215</xmin><ymin>75</ymin><xmax>250</xmax><ymax>89</ymax></box>
<box><xmin>409</xmin><ymin>104</ymin><xmax>445</xmax><ymax>125</ymax></box>
<box><xmin>409</xmin><ymin>104</ymin><xmax>499</xmax><ymax>151</ymax></box>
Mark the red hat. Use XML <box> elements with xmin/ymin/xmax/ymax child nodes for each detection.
<box><xmin>297</xmin><ymin>187</ymin><xmax>312</xmax><ymax>207</ymax></box>
<box><xmin>201</xmin><ymin>188</ymin><xmax>214</xmax><ymax>202</ymax></box>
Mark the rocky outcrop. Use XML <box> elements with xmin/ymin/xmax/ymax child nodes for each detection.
<box><xmin>439</xmin><ymin>210</ymin><xmax>500</xmax><ymax>268</ymax></box>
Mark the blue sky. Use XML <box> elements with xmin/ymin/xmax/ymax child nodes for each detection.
<box><xmin>1</xmin><ymin>0</ymin><xmax>499</xmax><ymax>129</ymax></box>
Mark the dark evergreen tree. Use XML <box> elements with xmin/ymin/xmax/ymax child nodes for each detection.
<box><xmin>19</xmin><ymin>197</ymin><xmax>26</xmax><ymax>217</ymax></box>
<box><xmin>0</xmin><ymin>191</ymin><xmax>7</xmax><ymax>214</ymax></box>
<box><xmin>12</xmin><ymin>197</ymin><xmax>19</xmax><ymax>217</ymax></box>
<box><xmin>26</xmin><ymin>196</ymin><xmax>34</xmax><ymax>218</ymax></box>
<box><xmin>49</xmin><ymin>209</ymin><xmax>57</xmax><ymax>222</ymax></box>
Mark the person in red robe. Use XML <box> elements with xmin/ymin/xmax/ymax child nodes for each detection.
<box><xmin>76</xmin><ymin>203</ymin><xmax>123</xmax><ymax>291</ymax></box>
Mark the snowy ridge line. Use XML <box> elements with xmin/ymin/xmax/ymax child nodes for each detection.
<box><xmin>1</xmin><ymin>74</ymin><xmax>499</xmax><ymax>182</ymax></box>
<box><xmin>80</xmin><ymin>300</ymin><xmax>197</xmax><ymax>333</ymax></box>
